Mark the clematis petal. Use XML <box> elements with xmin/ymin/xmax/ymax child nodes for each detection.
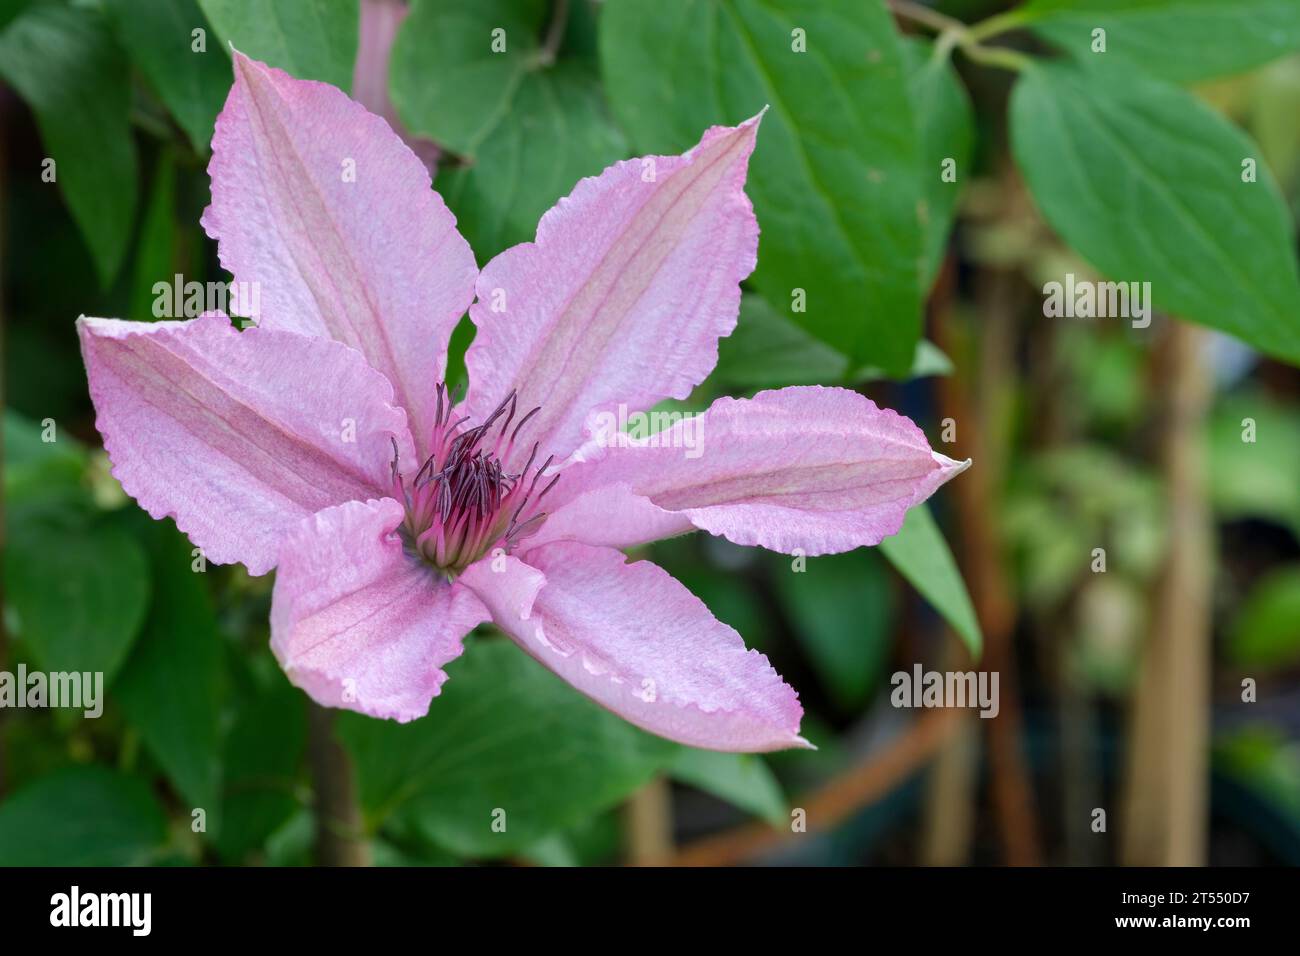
<box><xmin>78</xmin><ymin>313</ymin><xmax>415</xmax><ymax>576</ymax></box>
<box><xmin>524</xmin><ymin>482</ymin><xmax>691</xmax><ymax>552</ymax></box>
<box><xmin>271</xmin><ymin>498</ymin><xmax>488</xmax><ymax>722</ymax></box>
<box><xmin>544</xmin><ymin>385</ymin><xmax>969</xmax><ymax>556</ymax></box>
<box><xmin>352</xmin><ymin>0</ymin><xmax>439</xmax><ymax>174</ymax></box>
<box><xmin>459</xmin><ymin>542</ymin><xmax>806</xmax><ymax>752</ymax></box>
<box><xmin>202</xmin><ymin>51</ymin><xmax>475</xmax><ymax>456</ymax></box>
<box><xmin>461</xmin><ymin>114</ymin><xmax>762</xmax><ymax>467</ymax></box>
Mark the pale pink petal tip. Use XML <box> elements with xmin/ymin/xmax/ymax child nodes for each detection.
<box><xmin>935</xmin><ymin>452</ymin><xmax>973</xmax><ymax>476</ymax></box>
<box><xmin>540</xmin><ymin>386</ymin><xmax>972</xmax><ymax>557</ymax></box>
<box><xmin>906</xmin><ymin>452</ymin><xmax>972</xmax><ymax>511</ymax></box>
<box><xmin>461</xmin><ymin>111</ymin><xmax>763</xmax><ymax>467</ymax></box>
<box><xmin>925</xmin><ymin>452</ymin><xmax>972</xmax><ymax>494</ymax></box>
<box><xmin>462</xmin><ymin>544</ymin><xmax>805</xmax><ymax>753</ymax></box>
<box><xmin>77</xmin><ymin>312</ymin><xmax>414</xmax><ymax>576</ymax></box>
<box><xmin>205</xmin><ymin>47</ymin><xmax>476</xmax><ymax>459</ymax></box>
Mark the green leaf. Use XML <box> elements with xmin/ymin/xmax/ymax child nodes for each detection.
<box><xmin>904</xmin><ymin>38</ymin><xmax>974</xmax><ymax>291</ymax></box>
<box><xmin>371</xmin><ymin>835</ymin><xmax>461</xmax><ymax>867</ymax></box>
<box><xmin>129</xmin><ymin>150</ymin><xmax>179</xmax><ymax>322</ymax></box>
<box><xmin>391</xmin><ymin>0</ymin><xmax>548</xmax><ymax>157</ymax></box>
<box><xmin>854</xmin><ymin>338</ymin><xmax>953</xmax><ymax>382</ymax></box>
<box><xmin>1208</xmin><ymin>391</ymin><xmax>1300</xmax><ymax>536</ymax></box>
<box><xmin>0</xmin><ymin>0</ymin><xmax>34</xmax><ymax>33</ymax></box>
<box><xmin>1214</xmin><ymin>728</ymin><xmax>1300</xmax><ymax>820</ymax></box>
<box><xmin>0</xmin><ymin>3</ymin><xmax>137</xmax><ymax>286</ymax></box>
<box><xmin>1010</xmin><ymin>61</ymin><xmax>1300</xmax><ymax>364</ymax></box>
<box><xmin>3</xmin><ymin>410</ymin><xmax>86</xmax><ymax>502</ymax></box>
<box><xmin>4</xmin><ymin>513</ymin><xmax>150</xmax><ymax>684</ymax></box>
<box><xmin>713</xmin><ymin>294</ymin><xmax>849</xmax><ymax>389</ymax></box>
<box><xmin>651</xmin><ymin>536</ymin><xmax>777</xmax><ymax>653</ymax></box>
<box><xmin>393</xmin><ymin>2</ymin><xmax>626</xmax><ymax>260</ymax></box>
<box><xmin>197</xmin><ymin>0</ymin><xmax>357</xmax><ymax>88</ymax></box>
<box><xmin>515</xmin><ymin>811</ymin><xmax>624</xmax><ymax>867</ymax></box>
<box><xmin>1021</xmin><ymin>0</ymin><xmax>1300</xmax><ymax>85</ymax></box>
<box><xmin>339</xmin><ymin>638</ymin><xmax>676</xmax><ymax>858</ymax></box>
<box><xmin>116</xmin><ymin>525</ymin><xmax>223</xmax><ymax>831</ymax></box>
<box><xmin>772</xmin><ymin>548</ymin><xmax>893</xmax><ymax>709</ymax></box>
<box><xmin>435</xmin><ymin>62</ymin><xmax>628</xmax><ymax>260</ymax></box>
<box><xmin>0</xmin><ymin>766</ymin><xmax>167</xmax><ymax>865</ymax></box>
<box><xmin>106</xmin><ymin>0</ymin><xmax>230</xmax><ymax>151</ymax></box>
<box><xmin>216</xmin><ymin>669</ymin><xmax>307</xmax><ymax>863</ymax></box>
<box><xmin>669</xmin><ymin>748</ymin><xmax>787</xmax><ymax>827</ymax></box>
<box><xmin>599</xmin><ymin>0</ymin><xmax>924</xmax><ymax>373</ymax></box>
<box><xmin>711</xmin><ymin>301</ymin><xmax>957</xmax><ymax>391</ymax></box>
<box><xmin>517</xmin><ymin>832</ymin><xmax>580</xmax><ymax>868</ymax></box>
<box><xmin>1231</xmin><ymin>565</ymin><xmax>1300</xmax><ymax>669</ymax></box>
<box><xmin>1249</xmin><ymin>58</ymin><xmax>1300</xmax><ymax>206</ymax></box>
<box><xmin>880</xmin><ymin>504</ymin><xmax>982</xmax><ymax>656</ymax></box>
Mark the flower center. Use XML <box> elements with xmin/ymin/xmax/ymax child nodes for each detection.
<box><xmin>390</xmin><ymin>384</ymin><xmax>557</xmax><ymax>576</ymax></box>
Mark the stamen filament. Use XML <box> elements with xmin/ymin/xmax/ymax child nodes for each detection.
<box><xmin>391</xmin><ymin>386</ymin><xmax>556</xmax><ymax>574</ymax></box>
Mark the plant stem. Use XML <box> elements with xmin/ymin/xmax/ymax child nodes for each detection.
<box><xmin>624</xmin><ymin>777</ymin><xmax>674</xmax><ymax>865</ymax></box>
<box><xmin>307</xmin><ymin>702</ymin><xmax>371</xmax><ymax>866</ymax></box>
<box><xmin>887</xmin><ymin>0</ymin><xmax>1033</xmax><ymax>73</ymax></box>
<box><xmin>887</xmin><ymin>0</ymin><xmax>965</xmax><ymax>34</ymax></box>
<box><xmin>959</xmin><ymin>42</ymin><xmax>1033</xmax><ymax>72</ymax></box>
<box><xmin>966</xmin><ymin>8</ymin><xmax>1033</xmax><ymax>44</ymax></box>
<box><xmin>936</xmin><ymin>263</ymin><xmax>1043</xmax><ymax>866</ymax></box>
<box><xmin>1121</xmin><ymin>322</ymin><xmax>1212</xmax><ymax>865</ymax></box>
<box><xmin>918</xmin><ymin>257</ymin><xmax>980</xmax><ymax>867</ymax></box>
<box><xmin>663</xmin><ymin>709</ymin><xmax>959</xmax><ymax>866</ymax></box>
<box><xmin>536</xmin><ymin>0</ymin><xmax>569</xmax><ymax>68</ymax></box>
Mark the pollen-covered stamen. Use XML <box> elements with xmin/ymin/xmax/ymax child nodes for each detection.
<box><xmin>390</xmin><ymin>386</ymin><xmax>554</xmax><ymax>575</ymax></box>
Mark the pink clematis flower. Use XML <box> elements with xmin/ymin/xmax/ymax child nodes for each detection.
<box><xmin>78</xmin><ymin>53</ymin><xmax>968</xmax><ymax>752</ymax></box>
